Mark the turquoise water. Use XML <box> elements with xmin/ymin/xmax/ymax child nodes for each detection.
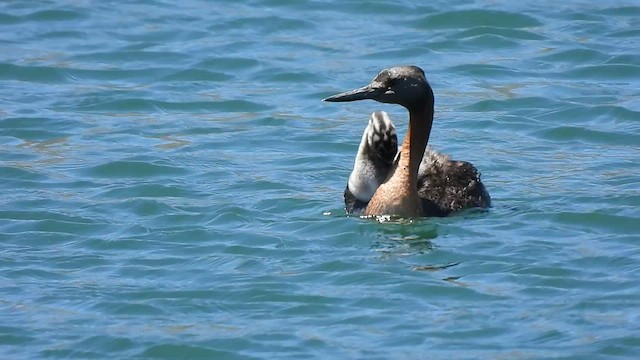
<box><xmin>1</xmin><ymin>0</ymin><xmax>639</xmax><ymax>358</ymax></box>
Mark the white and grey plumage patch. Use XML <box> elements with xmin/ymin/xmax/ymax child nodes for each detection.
<box><xmin>346</xmin><ymin>111</ymin><xmax>398</xmax><ymax>210</ymax></box>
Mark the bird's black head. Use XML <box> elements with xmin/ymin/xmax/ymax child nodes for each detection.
<box><xmin>324</xmin><ymin>66</ymin><xmax>434</xmax><ymax>112</ymax></box>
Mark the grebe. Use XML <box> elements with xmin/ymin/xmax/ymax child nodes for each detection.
<box><xmin>324</xmin><ymin>65</ymin><xmax>491</xmax><ymax>217</ymax></box>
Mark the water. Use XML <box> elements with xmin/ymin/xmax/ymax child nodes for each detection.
<box><xmin>1</xmin><ymin>0</ymin><xmax>639</xmax><ymax>358</ymax></box>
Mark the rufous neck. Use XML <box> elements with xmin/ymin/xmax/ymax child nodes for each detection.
<box><xmin>399</xmin><ymin>106</ymin><xmax>433</xmax><ymax>178</ymax></box>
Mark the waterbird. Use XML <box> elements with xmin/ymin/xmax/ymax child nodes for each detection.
<box><xmin>324</xmin><ymin>65</ymin><xmax>491</xmax><ymax>217</ymax></box>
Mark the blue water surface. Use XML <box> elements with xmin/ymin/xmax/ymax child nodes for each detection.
<box><xmin>1</xmin><ymin>0</ymin><xmax>639</xmax><ymax>358</ymax></box>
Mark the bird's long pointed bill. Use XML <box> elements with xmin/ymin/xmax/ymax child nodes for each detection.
<box><xmin>323</xmin><ymin>85</ymin><xmax>381</xmax><ymax>102</ymax></box>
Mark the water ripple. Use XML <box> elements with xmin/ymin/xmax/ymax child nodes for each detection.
<box><xmin>412</xmin><ymin>9</ymin><xmax>541</xmax><ymax>29</ymax></box>
<box><xmin>0</xmin><ymin>63</ymin><xmax>68</xmax><ymax>83</ymax></box>
<box><xmin>1</xmin><ymin>0</ymin><xmax>640</xmax><ymax>359</ymax></box>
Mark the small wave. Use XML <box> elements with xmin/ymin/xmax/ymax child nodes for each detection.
<box><xmin>208</xmin><ymin>15</ymin><xmax>313</xmax><ymax>33</ymax></box>
<box><xmin>536</xmin><ymin>48</ymin><xmax>609</xmax><ymax>64</ymax></box>
<box><xmin>160</xmin><ymin>69</ymin><xmax>233</xmax><ymax>82</ymax></box>
<box><xmin>562</xmin><ymin>64</ymin><xmax>640</xmax><ymax>80</ymax></box>
<box><xmin>534</xmin><ymin>126</ymin><xmax>640</xmax><ymax>146</ymax></box>
<box><xmin>23</xmin><ymin>9</ymin><xmax>85</xmax><ymax>22</ymax></box>
<box><xmin>411</xmin><ymin>10</ymin><xmax>541</xmax><ymax>30</ymax></box>
<box><xmin>0</xmin><ymin>63</ymin><xmax>68</xmax><ymax>83</ymax></box>
<box><xmin>81</xmin><ymin>160</ymin><xmax>189</xmax><ymax>179</ymax></box>
<box><xmin>69</xmin><ymin>98</ymin><xmax>271</xmax><ymax>113</ymax></box>
<box><xmin>196</xmin><ymin>57</ymin><xmax>260</xmax><ymax>71</ymax></box>
<box><xmin>453</xmin><ymin>26</ymin><xmax>547</xmax><ymax>41</ymax></box>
